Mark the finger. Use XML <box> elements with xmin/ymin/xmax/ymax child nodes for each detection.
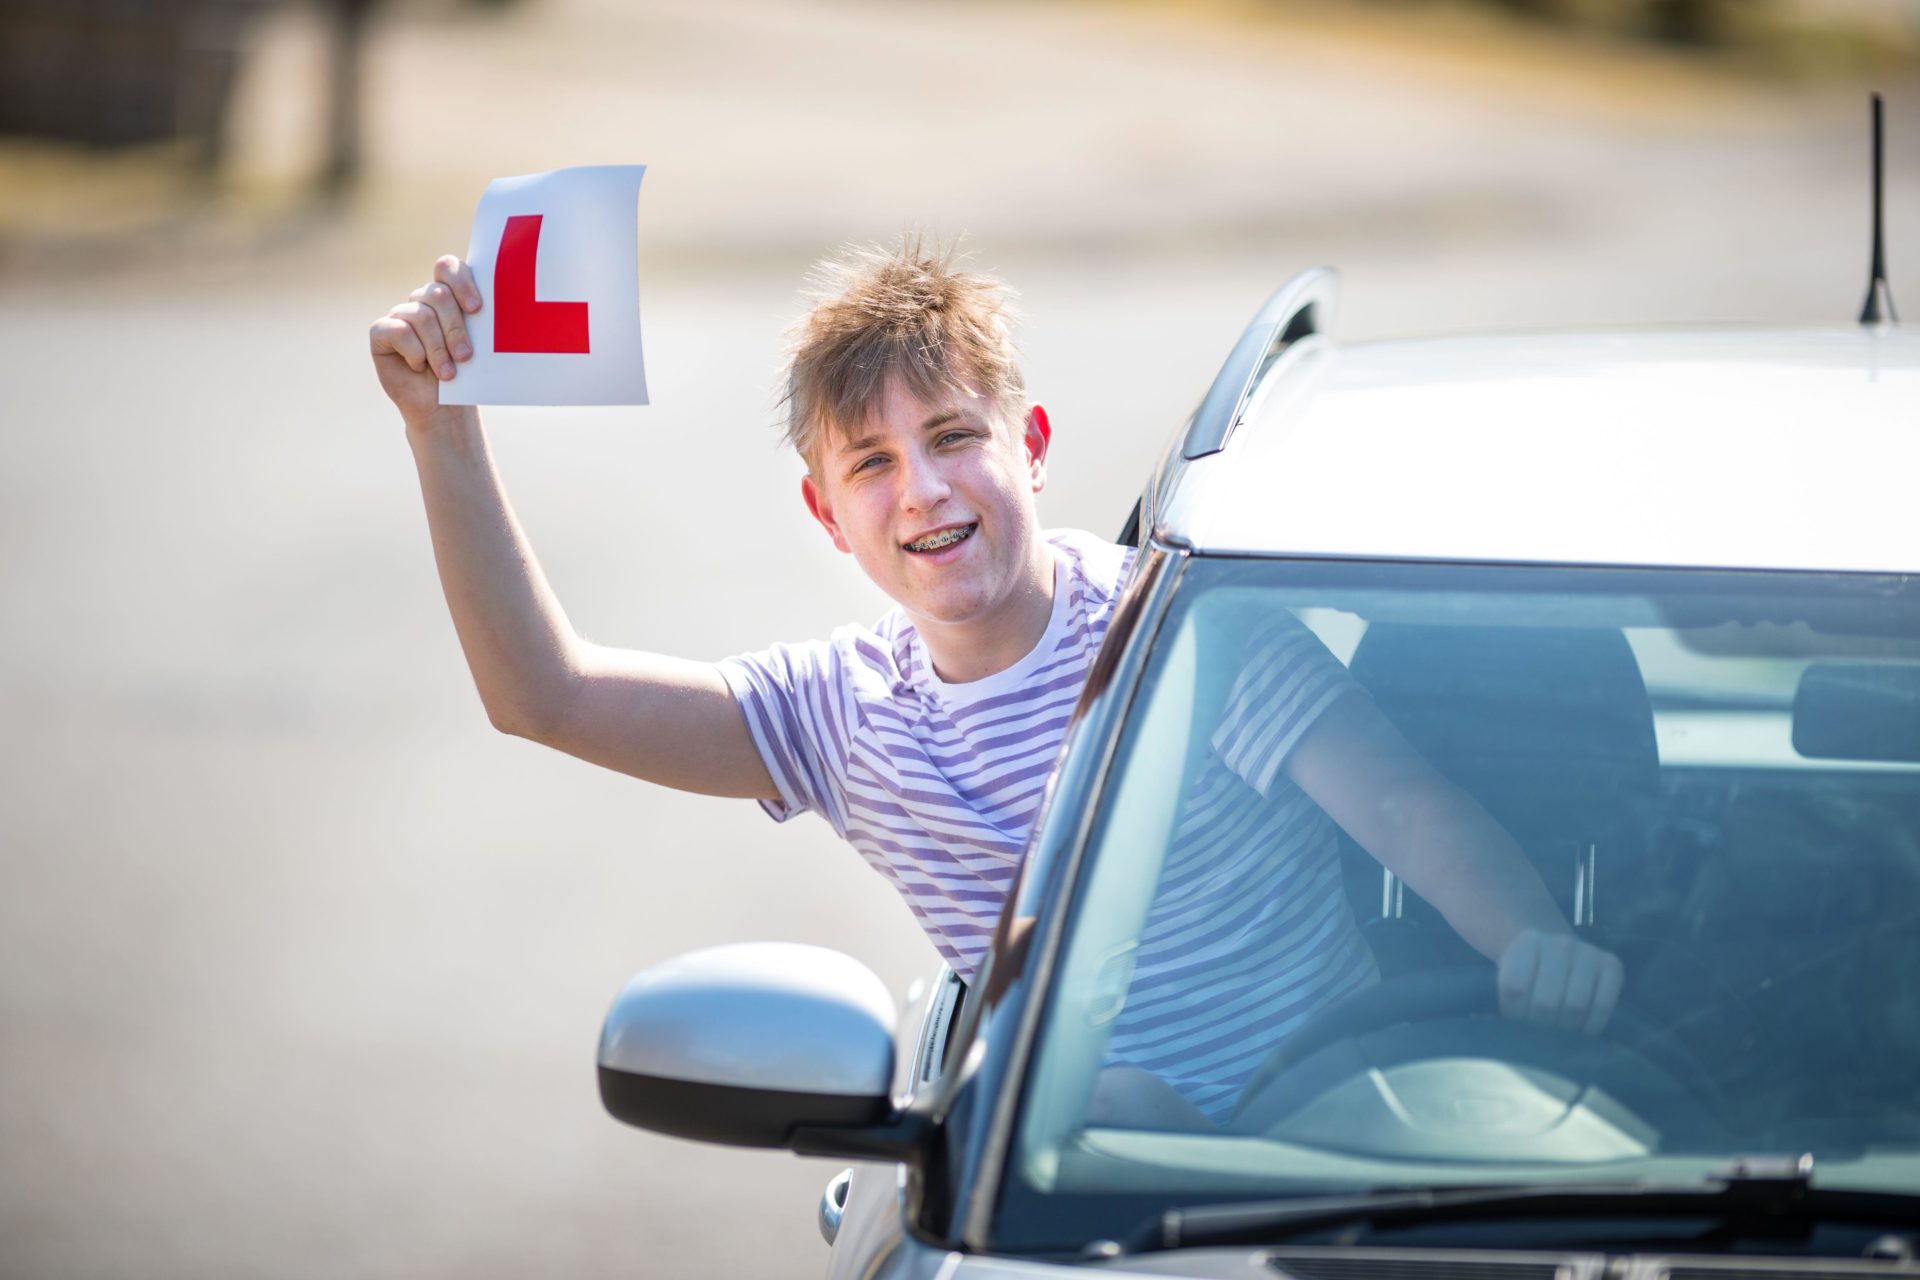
<box><xmin>1584</xmin><ymin>953</ymin><xmax>1625</xmax><ymax>1036</ymax></box>
<box><xmin>1526</xmin><ymin>936</ymin><xmax>1573</xmax><ymax>1027</ymax></box>
<box><xmin>412</xmin><ymin>281</ymin><xmax>472</xmax><ymax>362</ymax></box>
<box><xmin>1497</xmin><ymin>934</ymin><xmax>1539</xmax><ymax>1022</ymax></box>
<box><xmin>1559</xmin><ymin>950</ymin><xmax>1600</xmax><ymax>1032</ymax></box>
<box><xmin>435</xmin><ymin>254</ymin><xmax>483</xmax><ymax>313</ymax></box>
<box><xmin>397</xmin><ymin>300</ymin><xmax>456</xmax><ymax>380</ymax></box>
<box><xmin>370</xmin><ymin>315</ymin><xmax>430</xmax><ymax>374</ymax></box>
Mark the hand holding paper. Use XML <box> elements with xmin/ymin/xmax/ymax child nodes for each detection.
<box><xmin>368</xmin><ymin>254</ymin><xmax>483</xmax><ymax>428</ymax></box>
<box><xmin>439</xmin><ymin>164</ymin><xmax>650</xmax><ymax>407</ymax></box>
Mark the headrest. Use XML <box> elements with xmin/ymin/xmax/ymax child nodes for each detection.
<box><xmin>1347</xmin><ymin>624</ymin><xmax>1659</xmax><ymax>842</ymax></box>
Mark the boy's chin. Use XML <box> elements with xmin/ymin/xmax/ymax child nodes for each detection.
<box><xmin>897</xmin><ymin>583</ymin><xmax>1000</xmax><ymax>629</ymax></box>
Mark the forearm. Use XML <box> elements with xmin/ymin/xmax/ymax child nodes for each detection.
<box><xmin>1287</xmin><ymin>695</ymin><xmax>1617</xmax><ymax>1025</ymax></box>
<box><xmin>407</xmin><ymin>406</ymin><xmax>581</xmax><ymax>739</ymax></box>
<box><xmin>1287</xmin><ymin>695</ymin><xmax>1575</xmax><ymax>963</ymax></box>
<box><xmin>1383</xmin><ymin>783</ymin><xmax>1571</xmax><ymax>962</ymax></box>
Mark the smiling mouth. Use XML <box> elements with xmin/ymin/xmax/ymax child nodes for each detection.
<box><xmin>903</xmin><ymin>523</ymin><xmax>977</xmax><ymax>554</ymax></box>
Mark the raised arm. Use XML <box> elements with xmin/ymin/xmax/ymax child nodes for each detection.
<box><xmin>370</xmin><ymin>256</ymin><xmax>778</xmax><ymax>801</ymax></box>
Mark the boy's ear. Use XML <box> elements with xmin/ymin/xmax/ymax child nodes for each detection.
<box><xmin>1024</xmin><ymin>404</ymin><xmax>1052</xmax><ymax>493</ymax></box>
<box><xmin>801</xmin><ymin>474</ymin><xmax>852</xmax><ymax>554</ymax></box>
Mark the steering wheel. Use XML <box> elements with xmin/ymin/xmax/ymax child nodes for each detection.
<box><xmin>1228</xmin><ymin>966</ymin><xmax>1734</xmax><ymax>1147</ymax></box>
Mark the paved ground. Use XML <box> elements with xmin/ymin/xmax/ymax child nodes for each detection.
<box><xmin>1</xmin><ymin>1</ymin><xmax>1915</xmax><ymax>1276</ymax></box>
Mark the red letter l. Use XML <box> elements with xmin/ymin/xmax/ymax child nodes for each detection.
<box><xmin>493</xmin><ymin>214</ymin><xmax>591</xmax><ymax>354</ymax></box>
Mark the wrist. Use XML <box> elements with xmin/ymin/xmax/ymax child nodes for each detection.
<box><xmin>405</xmin><ymin>403</ymin><xmax>481</xmax><ymax>446</ymax></box>
<box><xmin>1502</xmin><ymin>920</ymin><xmax>1574</xmax><ymax>950</ymax></box>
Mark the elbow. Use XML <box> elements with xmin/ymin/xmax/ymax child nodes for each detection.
<box><xmin>485</xmin><ymin>701</ymin><xmax>540</xmax><ymax>741</ymax></box>
<box><xmin>480</xmin><ymin>685</ymin><xmax>568</xmax><ymax>745</ymax></box>
<box><xmin>477</xmin><ymin>649</ymin><xmax>584</xmax><ymax>746</ymax></box>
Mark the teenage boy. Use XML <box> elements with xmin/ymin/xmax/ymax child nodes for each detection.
<box><xmin>369</xmin><ymin>239</ymin><xmax>1622</xmax><ymax>1125</ymax></box>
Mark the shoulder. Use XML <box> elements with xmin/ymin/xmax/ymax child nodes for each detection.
<box><xmin>835</xmin><ymin>608</ymin><xmax>932</xmax><ymax>698</ymax></box>
<box><xmin>1045</xmin><ymin>528</ymin><xmax>1135</xmax><ymax>605</ymax></box>
<box><xmin>721</xmin><ymin>612</ymin><xmax>903</xmax><ymax>693</ymax></box>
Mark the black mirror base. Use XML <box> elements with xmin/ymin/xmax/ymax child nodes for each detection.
<box><xmin>598</xmin><ymin>1065</ymin><xmax>891</xmax><ymax>1150</ymax></box>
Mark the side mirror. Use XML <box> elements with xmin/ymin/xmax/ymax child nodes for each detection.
<box><xmin>597</xmin><ymin>942</ymin><xmax>903</xmax><ymax>1152</ymax></box>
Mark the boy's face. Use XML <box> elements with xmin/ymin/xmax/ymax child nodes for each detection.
<box><xmin>801</xmin><ymin>376</ymin><xmax>1051</xmax><ymax>635</ymax></box>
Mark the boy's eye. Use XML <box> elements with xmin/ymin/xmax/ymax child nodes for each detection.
<box><xmin>853</xmin><ymin>454</ymin><xmax>886</xmax><ymax>473</ymax></box>
<box><xmin>938</xmin><ymin>430</ymin><xmax>972</xmax><ymax>446</ymax></box>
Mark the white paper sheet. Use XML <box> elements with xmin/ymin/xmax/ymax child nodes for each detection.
<box><xmin>439</xmin><ymin>164</ymin><xmax>649</xmax><ymax>407</ymax></box>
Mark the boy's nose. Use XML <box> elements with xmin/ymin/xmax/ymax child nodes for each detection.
<box><xmin>898</xmin><ymin>451</ymin><xmax>951</xmax><ymax>510</ymax></box>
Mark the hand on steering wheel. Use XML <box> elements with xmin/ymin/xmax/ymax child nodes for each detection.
<box><xmin>1497</xmin><ymin>929</ymin><xmax>1624</xmax><ymax>1036</ymax></box>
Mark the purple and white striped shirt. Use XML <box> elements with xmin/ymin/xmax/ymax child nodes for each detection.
<box><xmin>1104</xmin><ymin>619</ymin><xmax>1381</xmax><ymax>1122</ymax></box>
<box><xmin>717</xmin><ymin>529</ymin><xmax>1133</xmax><ymax>982</ymax></box>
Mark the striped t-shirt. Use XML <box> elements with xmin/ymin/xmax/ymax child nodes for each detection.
<box><xmin>1103</xmin><ymin>619</ymin><xmax>1381</xmax><ymax>1123</ymax></box>
<box><xmin>717</xmin><ymin>529</ymin><xmax>1133</xmax><ymax>981</ymax></box>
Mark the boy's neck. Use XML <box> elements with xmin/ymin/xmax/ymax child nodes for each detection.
<box><xmin>916</xmin><ymin>545</ymin><xmax>1058</xmax><ymax>685</ymax></box>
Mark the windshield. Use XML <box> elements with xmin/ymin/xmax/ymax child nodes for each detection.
<box><xmin>1004</xmin><ymin>558</ymin><xmax>1920</xmax><ymax>1248</ymax></box>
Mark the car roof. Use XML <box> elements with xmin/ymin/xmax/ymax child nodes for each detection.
<box><xmin>1155</xmin><ymin>324</ymin><xmax>1920</xmax><ymax>576</ymax></box>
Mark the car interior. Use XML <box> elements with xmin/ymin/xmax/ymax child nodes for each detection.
<box><xmin>1313</xmin><ymin>602</ymin><xmax>1920</xmax><ymax>1158</ymax></box>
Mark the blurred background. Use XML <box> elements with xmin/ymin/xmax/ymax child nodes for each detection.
<box><xmin>2</xmin><ymin>0</ymin><xmax>1916</xmax><ymax>1275</ymax></box>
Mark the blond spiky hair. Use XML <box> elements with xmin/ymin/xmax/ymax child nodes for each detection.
<box><xmin>780</xmin><ymin>235</ymin><xmax>1025</xmax><ymax>471</ymax></box>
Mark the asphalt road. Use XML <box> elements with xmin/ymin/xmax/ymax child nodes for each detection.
<box><xmin>1</xmin><ymin>0</ymin><xmax>1915</xmax><ymax>1275</ymax></box>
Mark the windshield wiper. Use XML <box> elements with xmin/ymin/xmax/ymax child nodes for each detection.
<box><xmin>1122</xmin><ymin>1158</ymin><xmax>1920</xmax><ymax>1254</ymax></box>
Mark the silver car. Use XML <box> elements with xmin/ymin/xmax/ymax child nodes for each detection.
<box><xmin>597</xmin><ymin>266</ymin><xmax>1920</xmax><ymax>1276</ymax></box>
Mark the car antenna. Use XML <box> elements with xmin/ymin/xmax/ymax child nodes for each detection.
<box><xmin>1860</xmin><ymin>91</ymin><xmax>1898</xmax><ymax>327</ymax></box>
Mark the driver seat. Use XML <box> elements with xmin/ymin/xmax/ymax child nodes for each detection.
<box><xmin>1340</xmin><ymin>623</ymin><xmax>1661</xmax><ymax>974</ymax></box>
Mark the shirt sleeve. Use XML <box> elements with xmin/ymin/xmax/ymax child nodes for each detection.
<box><xmin>1209</xmin><ymin>612</ymin><xmax>1362</xmax><ymax>797</ymax></box>
<box><xmin>715</xmin><ymin>639</ymin><xmax>850</xmax><ymax>832</ymax></box>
